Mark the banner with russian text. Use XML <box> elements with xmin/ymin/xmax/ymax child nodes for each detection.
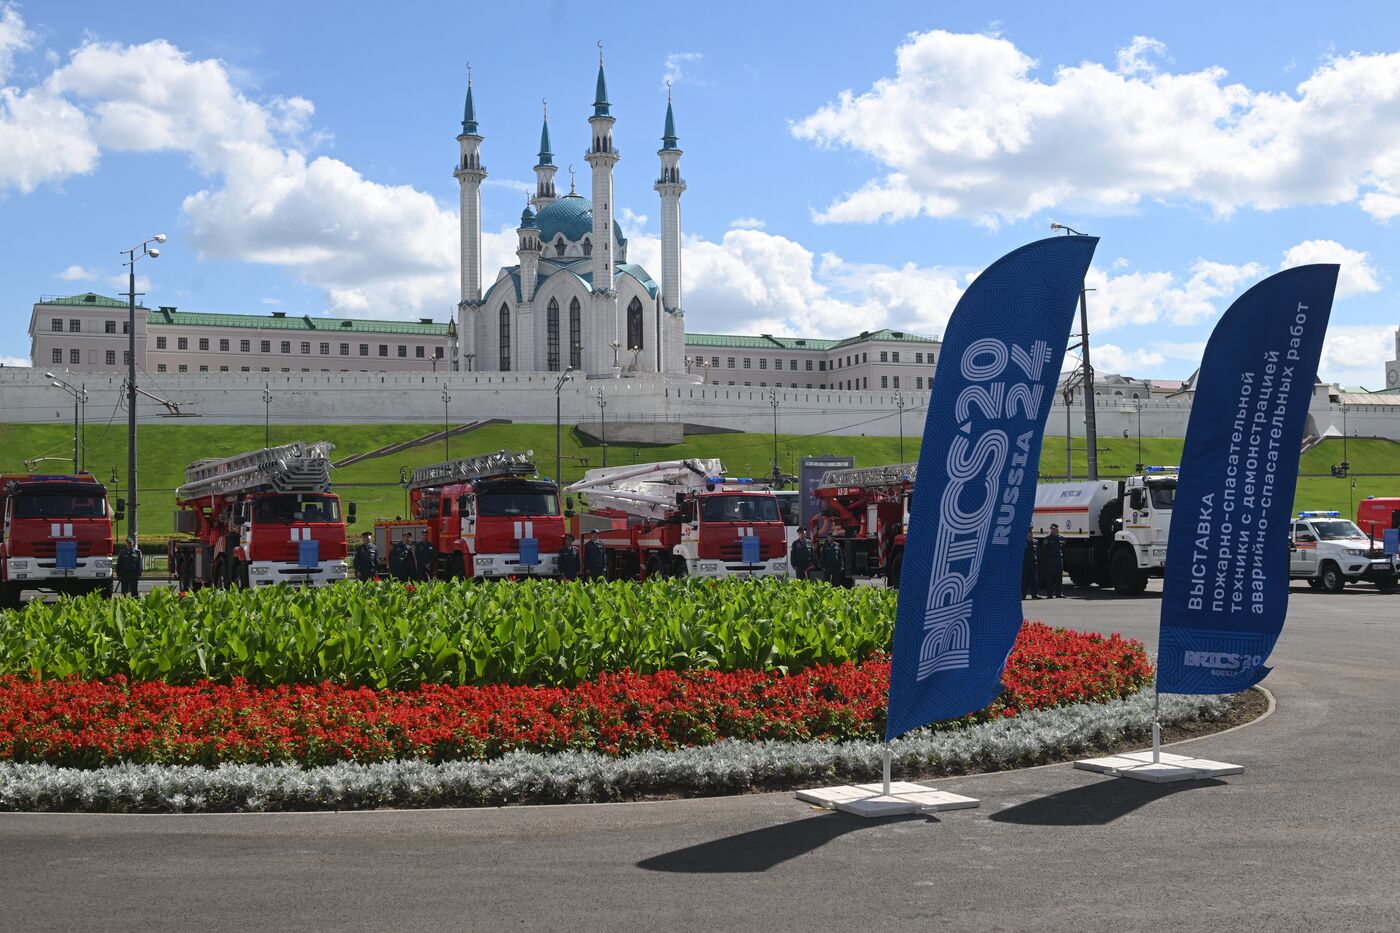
<box><xmin>1157</xmin><ymin>265</ymin><xmax>1338</xmax><ymax>694</ymax></box>
<box><xmin>885</xmin><ymin>236</ymin><xmax>1097</xmax><ymax>739</ymax></box>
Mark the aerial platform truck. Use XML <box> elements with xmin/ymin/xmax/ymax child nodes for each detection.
<box><xmin>376</xmin><ymin>450</ymin><xmax>566</xmax><ymax>579</ymax></box>
<box><xmin>809</xmin><ymin>463</ymin><xmax>916</xmax><ymax>588</ymax></box>
<box><xmin>0</xmin><ymin>472</ymin><xmax>118</xmax><ymax>607</ymax></box>
<box><xmin>171</xmin><ymin>441</ymin><xmax>351</xmax><ymax>589</ymax></box>
<box><xmin>565</xmin><ymin>459</ymin><xmax>789</xmax><ymax>580</ymax></box>
<box><xmin>1031</xmin><ymin>466</ymin><xmax>1178</xmax><ymax>595</ymax></box>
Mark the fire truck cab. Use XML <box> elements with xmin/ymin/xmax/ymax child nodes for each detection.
<box><xmin>0</xmin><ymin>472</ymin><xmax>117</xmax><ymax>607</ymax></box>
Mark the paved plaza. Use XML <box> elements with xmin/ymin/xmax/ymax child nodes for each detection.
<box><xmin>1</xmin><ymin>582</ymin><xmax>1396</xmax><ymax>932</ymax></box>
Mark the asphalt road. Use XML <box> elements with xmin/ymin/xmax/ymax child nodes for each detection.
<box><xmin>2</xmin><ymin>581</ymin><xmax>1397</xmax><ymax>932</ymax></box>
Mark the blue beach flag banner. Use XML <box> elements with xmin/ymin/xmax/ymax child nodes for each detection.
<box><xmin>1157</xmin><ymin>265</ymin><xmax>1338</xmax><ymax>694</ymax></box>
<box><xmin>885</xmin><ymin>236</ymin><xmax>1097</xmax><ymax>740</ymax></box>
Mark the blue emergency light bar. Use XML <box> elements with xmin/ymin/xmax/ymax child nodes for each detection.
<box><xmin>1143</xmin><ymin>465</ymin><xmax>1179</xmax><ymax>473</ymax></box>
<box><xmin>1297</xmin><ymin>510</ymin><xmax>1341</xmax><ymax>519</ymax></box>
<box><xmin>706</xmin><ymin>476</ymin><xmax>754</xmax><ymax>484</ymax></box>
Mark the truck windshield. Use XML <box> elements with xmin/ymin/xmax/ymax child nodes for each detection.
<box><xmin>478</xmin><ymin>491</ymin><xmax>560</xmax><ymax>517</ymax></box>
<box><xmin>1147</xmin><ymin>480</ymin><xmax>1176</xmax><ymax>510</ymax></box>
<box><xmin>11</xmin><ymin>493</ymin><xmax>107</xmax><ymax>519</ymax></box>
<box><xmin>1313</xmin><ymin>520</ymin><xmax>1364</xmax><ymax>541</ymax></box>
<box><xmin>701</xmin><ymin>495</ymin><xmax>781</xmax><ymax>523</ymax></box>
<box><xmin>774</xmin><ymin>495</ymin><xmax>800</xmax><ymax>527</ymax></box>
<box><xmin>252</xmin><ymin>495</ymin><xmax>341</xmax><ymax>524</ymax></box>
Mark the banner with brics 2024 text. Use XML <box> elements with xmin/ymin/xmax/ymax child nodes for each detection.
<box><xmin>1157</xmin><ymin>265</ymin><xmax>1338</xmax><ymax>694</ymax></box>
<box><xmin>885</xmin><ymin>236</ymin><xmax>1097</xmax><ymax>740</ymax></box>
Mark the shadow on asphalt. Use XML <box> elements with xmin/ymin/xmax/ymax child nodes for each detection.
<box><xmin>989</xmin><ymin>776</ymin><xmax>1227</xmax><ymax>826</ymax></box>
<box><xmin>636</xmin><ymin>811</ymin><xmax>932</xmax><ymax>873</ymax></box>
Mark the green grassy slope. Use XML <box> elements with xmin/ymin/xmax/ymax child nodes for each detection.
<box><xmin>2</xmin><ymin>424</ymin><xmax>1397</xmax><ymax>539</ymax></box>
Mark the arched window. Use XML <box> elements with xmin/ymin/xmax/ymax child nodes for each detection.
<box><xmin>627</xmin><ymin>297</ymin><xmax>644</xmax><ymax>351</ymax></box>
<box><xmin>583</xmin><ymin>237</ymin><xmax>592</xmax><ymax>257</ymax></box>
<box><xmin>569</xmin><ymin>297</ymin><xmax>582</xmax><ymax>370</ymax></box>
<box><xmin>555</xmin><ymin>238</ymin><xmax>566</xmax><ymax>257</ymax></box>
<box><xmin>498</xmin><ymin>304</ymin><xmax>511</xmax><ymax>371</ymax></box>
<box><xmin>546</xmin><ymin>298</ymin><xmax>560</xmax><ymax>372</ymax></box>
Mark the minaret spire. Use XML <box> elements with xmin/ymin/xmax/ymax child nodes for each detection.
<box><xmin>593</xmin><ymin>41</ymin><xmax>610</xmax><ymax>117</ymax></box>
<box><xmin>586</xmin><ymin>42</ymin><xmax>620</xmax><ymax>374</ymax></box>
<box><xmin>656</xmin><ymin>82</ymin><xmax>686</xmax><ymax>339</ymax></box>
<box><xmin>533</xmin><ymin>98</ymin><xmax>558</xmax><ymax>209</ymax></box>
<box><xmin>454</xmin><ymin>63</ymin><xmax>486</xmax><ymax>372</ymax></box>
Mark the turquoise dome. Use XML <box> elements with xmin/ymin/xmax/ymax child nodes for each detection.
<box><xmin>535</xmin><ymin>195</ymin><xmax>626</xmax><ymax>252</ymax></box>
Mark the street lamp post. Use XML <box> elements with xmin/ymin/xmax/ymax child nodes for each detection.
<box><xmin>701</xmin><ymin>360</ymin><xmax>712</xmax><ymax>385</ymax></box>
<box><xmin>769</xmin><ymin>389</ymin><xmax>780</xmax><ymax>484</ymax></box>
<box><xmin>1051</xmin><ymin>223</ymin><xmax>1099</xmax><ymax>480</ymax></box>
<box><xmin>262</xmin><ymin>383</ymin><xmax>272</xmax><ymax>448</ymax></box>
<box><xmin>45</xmin><ymin>374</ymin><xmax>88</xmax><ymax>473</ymax></box>
<box><xmin>442</xmin><ymin>385</ymin><xmax>452</xmax><ymax>460</ymax></box>
<box><xmin>596</xmin><ymin>389</ymin><xmax>608</xmax><ymax>467</ymax></box>
<box><xmin>894</xmin><ymin>390</ymin><xmax>905</xmax><ymax>462</ymax></box>
<box><xmin>123</xmin><ymin>233</ymin><xmax>165</xmax><ymax>540</ymax></box>
<box><xmin>1134</xmin><ymin>397</ymin><xmax>1144</xmax><ymax>473</ymax></box>
<box><xmin>554</xmin><ymin>367</ymin><xmax>574</xmax><ymax>484</ymax></box>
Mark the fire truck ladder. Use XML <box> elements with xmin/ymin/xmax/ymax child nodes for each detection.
<box><xmin>820</xmin><ymin>463</ymin><xmax>919</xmax><ymax>488</ymax></box>
<box><xmin>177</xmin><ymin>441</ymin><xmax>335</xmax><ymax>500</ymax></box>
<box><xmin>406</xmin><ymin>449</ymin><xmax>537</xmax><ymax>490</ymax></box>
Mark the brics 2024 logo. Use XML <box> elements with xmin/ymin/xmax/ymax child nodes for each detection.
<box><xmin>1183</xmin><ymin>650</ymin><xmax>1264</xmax><ymax>674</ymax></box>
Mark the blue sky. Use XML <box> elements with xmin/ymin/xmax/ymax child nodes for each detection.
<box><xmin>2</xmin><ymin>0</ymin><xmax>1398</xmax><ymax>386</ymax></box>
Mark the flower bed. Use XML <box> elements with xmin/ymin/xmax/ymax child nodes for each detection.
<box><xmin>0</xmin><ymin>623</ymin><xmax>1150</xmax><ymax>768</ymax></box>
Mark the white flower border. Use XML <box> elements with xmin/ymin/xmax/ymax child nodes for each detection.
<box><xmin>0</xmin><ymin>692</ymin><xmax>1231</xmax><ymax>813</ymax></box>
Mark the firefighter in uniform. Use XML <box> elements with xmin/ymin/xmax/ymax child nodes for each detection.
<box><xmin>389</xmin><ymin>532</ymin><xmax>418</xmax><ymax>582</ymax></box>
<box><xmin>1021</xmin><ymin>527</ymin><xmax>1041</xmax><ymax>599</ymax></box>
<box><xmin>583</xmin><ymin>532</ymin><xmax>608</xmax><ymax>581</ymax></box>
<box><xmin>115</xmin><ymin>537</ymin><xmax>142</xmax><ymax>597</ymax></box>
<box><xmin>819</xmin><ymin>535</ymin><xmax>846</xmax><ymax>586</ymax></box>
<box><xmin>558</xmin><ymin>533</ymin><xmax>582</xmax><ymax>580</ymax></box>
<box><xmin>354</xmin><ymin>531</ymin><xmax>379</xmax><ymax>582</ymax></box>
<box><xmin>414</xmin><ymin>531</ymin><xmax>437</xmax><ymax>582</ymax></box>
<box><xmin>789</xmin><ymin>527</ymin><xmax>814</xmax><ymax>580</ymax></box>
<box><xmin>1041</xmin><ymin>523</ymin><xmax>1065</xmax><ymax>598</ymax></box>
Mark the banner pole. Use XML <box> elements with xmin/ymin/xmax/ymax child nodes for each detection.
<box><xmin>1151</xmin><ymin>675</ymin><xmax>1161</xmax><ymax>765</ymax></box>
<box><xmin>881</xmin><ymin>742</ymin><xmax>892</xmax><ymax>797</ymax></box>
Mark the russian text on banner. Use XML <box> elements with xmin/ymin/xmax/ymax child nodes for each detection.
<box><xmin>1156</xmin><ymin>264</ymin><xmax>1338</xmax><ymax>695</ymax></box>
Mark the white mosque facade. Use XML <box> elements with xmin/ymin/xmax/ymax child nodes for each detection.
<box><xmin>454</xmin><ymin>59</ymin><xmax>686</xmax><ymax>377</ymax></box>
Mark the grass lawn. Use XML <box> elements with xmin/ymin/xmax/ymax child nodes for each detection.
<box><xmin>1</xmin><ymin>423</ymin><xmax>1395</xmax><ymax>541</ymax></box>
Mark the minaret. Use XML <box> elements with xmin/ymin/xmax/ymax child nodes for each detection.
<box><xmin>454</xmin><ymin>67</ymin><xmax>486</xmax><ymax>371</ymax></box>
<box><xmin>517</xmin><ymin>200</ymin><xmax>541</xmax><ymax>303</ymax></box>
<box><xmin>655</xmin><ymin>85</ymin><xmax>685</xmax><ymax>317</ymax></box>
<box><xmin>533</xmin><ymin>101</ymin><xmax>558</xmax><ymax>210</ymax></box>
<box><xmin>584</xmin><ymin>43</ymin><xmax>621</xmax><ymax>373</ymax></box>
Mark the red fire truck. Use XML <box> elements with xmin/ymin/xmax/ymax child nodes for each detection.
<box><xmin>566</xmin><ymin>459</ymin><xmax>788</xmax><ymax>580</ymax></box>
<box><xmin>376</xmin><ymin>450</ymin><xmax>566</xmax><ymax>579</ymax></box>
<box><xmin>1357</xmin><ymin>496</ymin><xmax>1400</xmax><ymax>545</ymax></box>
<box><xmin>0</xmin><ymin>472</ymin><xmax>117</xmax><ymax>607</ymax></box>
<box><xmin>809</xmin><ymin>463</ymin><xmax>916</xmax><ymax>588</ymax></box>
<box><xmin>170</xmin><ymin>442</ymin><xmax>351</xmax><ymax>589</ymax></box>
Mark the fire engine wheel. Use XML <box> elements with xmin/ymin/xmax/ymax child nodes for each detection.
<box><xmin>234</xmin><ymin>560</ymin><xmax>250</xmax><ymax>589</ymax></box>
<box><xmin>887</xmin><ymin>550</ymin><xmax>903</xmax><ymax>591</ymax></box>
<box><xmin>448</xmin><ymin>553</ymin><xmax>467</xmax><ymax>580</ymax></box>
<box><xmin>670</xmin><ymin>556</ymin><xmax>688</xmax><ymax>578</ymax></box>
<box><xmin>1320</xmin><ymin>562</ymin><xmax>1347</xmax><ymax>593</ymax></box>
<box><xmin>1110</xmin><ymin>547</ymin><xmax>1148</xmax><ymax>595</ymax></box>
<box><xmin>644</xmin><ymin>556</ymin><xmax>665</xmax><ymax>580</ymax></box>
<box><xmin>211</xmin><ymin>555</ymin><xmax>228</xmax><ymax>589</ymax></box>
<box><xmin>1067</xmin><ymin>568</ymin><xmax>1094</xmax><ymax>588</ymax></box>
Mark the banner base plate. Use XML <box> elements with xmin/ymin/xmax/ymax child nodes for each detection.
<box><xmin>1073</xmin><ymin>750</ymin><xmax>1243</xmax><ymax>784</ymax></box>
<box><xmin>796</xmin><ymin>781</ymin><xmax>979</xmax><ymax>817</ymax></box>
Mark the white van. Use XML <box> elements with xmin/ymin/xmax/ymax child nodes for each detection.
<box><xmin>1289</xmin><ymin>511</ymin><xmax>1398</xmax><ymax>592</ymax></box>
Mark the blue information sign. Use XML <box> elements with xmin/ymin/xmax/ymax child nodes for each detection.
<box><xmin>298</xmin><ymin>538</ymin><xmax>319</xmax><ymax>569</ymax></box>
<box><xmin>55</xmin><ymin>540</ymin><xmax>78</xmax><ymax>570</ymax></box>
<box><xmin>741</xmin><ymin>533</ymin><xmax>760</xmax><ymax>564</ymax></box>
<box><xmin>519</xmin><ymin>537</ymin><xmax>540</xmax><ymax>566</ymax></box>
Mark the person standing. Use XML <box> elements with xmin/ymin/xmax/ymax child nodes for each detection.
<box><xmin>115</xmin><ymin>536</ymin><xmax>142</xmax><ymax>597</ymax></box>
<box><xmin>1021</xmin><ymin>527</ymin><xmax>1041</xmax><ymax>599</ymax></box>
<box><xmin>1042</xmin><ymin>523</ymin><xmax>1065</xmax><ymax>598</ymax></box>
<box><xmin>583</xmin><ymin>532</ymin><xmax>608</xmax><ymax>581</ymax></box>
<box><xmin>557</xmin><ymin>533</ymin><xmax>582</xmax><ymax>580</ymax></box>
<box><xmin>819</xmin><ymin>535</ymin><xmax>846</xmax><ymax>586</ymax></box>
<box><xmin>789</xmin><ymin>527</ymin><xmax>814</xmax><ymax>580</ymax></box>
<box><xmin>413</xmin><ymin>531</ymin><xmax>437</xmax><ymax>582</ymax></box>
<box><xmin>353</xmin><ymin>531</ymin><xmax>379</xmax><ymax>582</ymax></box>
<box><xmin>389</xmin><ymin>531</ymin><xmax>418</xmax><ymax>582</ymax></box>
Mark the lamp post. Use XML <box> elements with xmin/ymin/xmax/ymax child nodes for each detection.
<box><xmin>1133</xmin><ymin>397</ymin><xmax>1144</xmax><ymax>473</ymax></box>
<box><xmin>442</xmin><ymin>384</ymin><xmax>452</xmax><ymax>460</ymax></box>
<box><xmin>554</xmin><ymin>367</ymin><xmax>574</xmax><ymax>484</ymax></box>
<box><xmin>701</xmin><ymin>360</ymin><xmax>712</xmax><ymax>385</ymax></box>
<box><xmin>1051</xmin><ymin>223</ymin><xmax>1099</xmax><ymax>480</ymax></box>
<box><xmin>123</xmin><ymin>233</ymin><xmax>165</xmax><ymax>540</ymax></box>
<box><xmin>463</xmin><ymin>352</ymin><xmax>476</xmax><ymax>373</ymax></box>
<box><xmin>45</xmin><ymin>374</ymin><xmax>88</xmax><ymax>473</ymax></box>
<box><xmin>596</xmin><ymin>388</ymin><xmax>608</xmax><ymax>467</ymax></box>
<box><xmin>769</xmin><ymin>389</ymin><xmax>780</xmax><ymax>484</ymax></box>
<box><xmin>262</xmin><ymin>383</ymin><xmax>272</xmax><ymax>448</ymax></box>
<box><xmin>894</xmin><ymin>390</ymin><xmax>905</xmax><ymax>462</ymax></box>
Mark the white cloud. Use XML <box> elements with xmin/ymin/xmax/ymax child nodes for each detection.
<box><xmin>56</xmin><ymin>264</ymin><xmax>98</xmax><ymax>281</ymax></box>
<box><xmin>729</xmin><ymin>217</ymin><xmax>766</xmax><ymax>230</ymax></box>
<box><xmin>1090</xmin><ymin>343</ymin><xmax>1165</xmax><ymax>375</ymax></box>
<box><xmin>1085</xmin><ymin>259</ymin><xmax>1263</xmax><ymax>331</ymax></box>
<box><xmin>1279</xmin><ymin>239</ymin><xmax>1380</xmax><ymax>299</ymax></box>
<box><xmin>1318</xmin><ymin>325</ymin><xmax>1397</xmax><ymax>388</ymax></box>
<box><xmin>792</xmin><ymin>30</ymin><xmax>1400</xmax><ymax>225</ymax></box>
<box><xmin>0</xmin><ymin>3</ymin><xmax>31</xmax><ymax>83</ymax></box>
<box><xmin>109</xmin><ymin>273</ymin><xmax>151</xmax><ymax>294</ymax></box>
<box><xmin>662</xmin><ymin>52</ymin><xmax>703</xmax><ymax>89</ymax></box>
<box><xmin>0</xmin><ymin>354</ymin><xmax>29</xmax><ymax>368</ymax></box>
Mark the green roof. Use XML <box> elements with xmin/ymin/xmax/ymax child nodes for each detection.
<box><xmin>685</xmin><ymin>328</ymin><xmax>938</xmax><ymax>352</ymax></box>
<box><xmin>148</xmin><ymin>307</ymin><xmax>451</xmax><ymax>336</ymax></box>
<box><xmin>39</xmin><ymin>293</ymin><xmax>148</xmax><ymax>310</ymax></box>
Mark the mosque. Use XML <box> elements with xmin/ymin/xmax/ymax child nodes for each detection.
<box><xmin>454</xmin><ymin>54</ymin><xmax>686</xmax><ymax>378</ymax></box>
